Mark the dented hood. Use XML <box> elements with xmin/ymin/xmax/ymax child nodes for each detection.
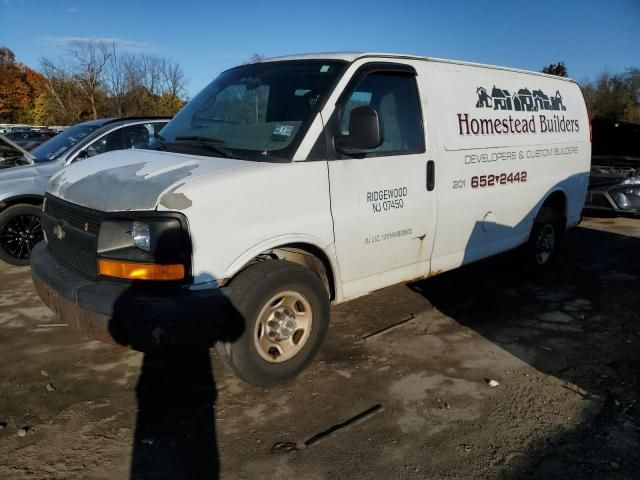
<box><xmin>47</xmin><ymin>149</ymin><xmax>254</xmax><ymax>211</ymax></box>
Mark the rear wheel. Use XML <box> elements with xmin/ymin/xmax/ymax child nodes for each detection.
<box><xmin>217</xmin><ymin>260</ymin><xmax>330</xmax><ymax>387</ymax></box>
<box><xmin>524</xmin><ymin>206</ymin><xmax>564</xmax><ymax>269</ymax></box>
<box><xmin>0</xmin><ymin>204</ymin><xmax>44</xmax><ymax>266</ymax></box>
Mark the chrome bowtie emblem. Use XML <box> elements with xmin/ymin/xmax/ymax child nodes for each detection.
<box><xmin>53</xmin><ymin>224</ymin><xmax>66</xmax><ymax>241</ymax></box>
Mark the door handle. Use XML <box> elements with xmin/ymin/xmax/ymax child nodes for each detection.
<box><xmin>426</xmin><ymin>160</ymin><xmax>435</xmax><ymax>191</ymax></box>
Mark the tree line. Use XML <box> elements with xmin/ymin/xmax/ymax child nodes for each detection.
<box><xmin>543</xmin><ymin>62</ymin><xmax>639</xmax><ymax>124</ymax></box>
<box><xmin>1</xmin><ymin>49</ymin><xmax>638</xmax><ymax>126</ymax></box>
<box><xmin>0</xmin><ymin>41</ymin><xmax>188</xmax><ymax>126</ymax></box>
<box><xmin>580</xmin><ymin>69</ymin><xmax>640</xmax><ymax>124</ymax></box>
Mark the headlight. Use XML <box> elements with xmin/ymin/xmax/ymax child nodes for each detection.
<box><xmin>131</xmin><ymin>221</ymin><xmax>151</xmax><ymax>252</ymax></box>
<box><xmin>97</xmin><ymin>215</ymin><xmax>191</xmax><ymax>281</ymax></box>
<box><xmin>611</xmin><ymin>186</ymin><xmax>640</xmax><ymax>210</ymax></box>
<box><xmin>621</xmin><ymin>177</ymin><xmax>640</xmax><ymax>186</ymax></box>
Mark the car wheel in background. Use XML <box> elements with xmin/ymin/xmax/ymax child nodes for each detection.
<box><xmin>0</xmin><ymin>204</ymin><xmax>44</xmax><ymax>266</ymax></box>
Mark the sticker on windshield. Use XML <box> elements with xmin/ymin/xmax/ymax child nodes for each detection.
<box><xmin>273</xmin><ymin>125</ymin><xmax>294</xmax><ymax>137</ymax></box>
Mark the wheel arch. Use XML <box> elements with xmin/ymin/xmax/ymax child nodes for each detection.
<box><xmin>539</xmin><ymin>189</ymin><xmax>568</xmax><ymax>225</ymax></box>
<box><xmin>225</xmin><ymin>239</ymin><xmax>340</xmax><ymax>301</ymax></box>
<box><xmin>0</xmin><ymin>194</ymin><xmax>44</xmax><ymax>213</ymax></box>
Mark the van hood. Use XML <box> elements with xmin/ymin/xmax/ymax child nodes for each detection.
<box><xmin>47</xmin><ymin>149</ymin><xmax>256</xmax><ymax>211</ymax></box>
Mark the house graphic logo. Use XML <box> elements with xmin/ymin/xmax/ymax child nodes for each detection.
<box><xmin>476</xmin><ymin>86</ymin><xmax>566</xmax><ymax>112</ymax></box>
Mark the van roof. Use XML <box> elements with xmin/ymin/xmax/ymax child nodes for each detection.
<box><xmin>260</xmin><ymin>52</ymin><xmax>577</xmax><ymax>84</ymax></box>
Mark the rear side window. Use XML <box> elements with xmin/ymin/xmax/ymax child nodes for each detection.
<box><xmin>74</xmin><ymin>123</ymin><xmax>163</xmax><ymax>161</ymax></box>
<box><xmin>340</xmin><ymin>72</ymin><xmax>425</xmax><ymax>156</ymax></box>
<box><xmin>86</xmin><ymin>128</ymin><xmax>125</xmax><ymax>157</ymax></box>
<box><xmin>121</xmin><ymin>123</ymin><xmax>159</xmax><ymax>149</ymax></box>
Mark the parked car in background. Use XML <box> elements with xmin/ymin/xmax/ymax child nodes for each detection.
<box><xmin>0</xmin><ymin>125</ymin><xmax>30</xmax><ymax>134</ymax></box>
<box><xmin>0</xmin><ymin>116</ymin><xmax>170</xmax><ymax>265</ymax></box>
<box><xmin>0</xmin><ymin>133</ymin><xmax>35</xmax><ymax>169</ymax></box>
<box><xmin>31</xmin><ymin>127</ymin><xmax>57</xmax><ymax>137</ymax></box>
<box><xmin>4</xmin><ymin>130</ymin><xmax>52</xmax><ymax>150</ymax></box>
<box><xmin>585</xmin><ymin>119</ymin><xmax>640</xmax><ymax>215</ymax></box>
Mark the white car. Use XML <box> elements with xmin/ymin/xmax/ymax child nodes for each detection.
<box><xmin>31</xmin><ymin>53</ymin><xmax>590</xmax><ymax>386</ymax></box>
<box><xmin>0</xmin><ymin>117</ymin><xmax>169</xmax><ymax>265</ymax></box>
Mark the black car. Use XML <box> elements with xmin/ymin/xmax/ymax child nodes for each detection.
<box><xmin>585</xmin><ymin>119</ymin><xmax>640</xmax><ymax>215</ymax></box>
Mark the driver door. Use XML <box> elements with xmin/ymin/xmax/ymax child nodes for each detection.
<box><xmin>327</xmin><ymin>64</ymin><xmax>437</xmax><ymax>298</ymax></box>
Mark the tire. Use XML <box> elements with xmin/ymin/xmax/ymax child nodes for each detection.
<box><xmin>524</xmin><ymin>206</ymin><xmax>564</xmax><ymax>270</ymax></box>
<box><xmin>0</xmin><ymin>203</ymin><xmax>44</xmax><ymax>266</ymax></box>
<box><xmin>217</xmin><ymin>260</ymin><xmax>330</xmax><ymax>387</ymax></box>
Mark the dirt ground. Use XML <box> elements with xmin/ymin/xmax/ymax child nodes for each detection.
<box><xmin>0</xmin><ymin>216</ymin><xmax>639</xmax><ymax>480</ymax></box>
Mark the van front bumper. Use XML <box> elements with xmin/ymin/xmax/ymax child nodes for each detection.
<box><xmin>30</xmin><ymin>242</ymin><xmax>233</xmax><ymax>351</ymax></box>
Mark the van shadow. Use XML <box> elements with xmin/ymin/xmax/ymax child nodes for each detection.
<box><xmin>409</xmin><ymin>225</ymin><xmax>640</xmax><ymax>478</ymax></box>
<box><xmin>106</xmin><ymin>280</ymin><xmax>244</xmax><ymax>480</ymax></box>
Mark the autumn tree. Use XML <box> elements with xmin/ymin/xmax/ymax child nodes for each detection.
<box><xmin>581</xmin><ymin>69</ymin><xmax>640</xmax><ymax>123</ymax></box>
<box><xmin>0</xmin><ymin>47</ymin><xmax>47</xmax><ymax>123</ymax></box>
<box><xmin>104</xmin><ymin>44</ymin><xmax>137</xmax><ymax>117</ymax></box>
<box><xmin>39</xmin><ymin>41</ymin><xmax>188</xmax><ymax>123</ymax></box>
<box><xmin>66</xmin><ymin>40</ymin><xmax>111</xmax><ymax>119</ymax></box>
<box><xmin>542</xmin><ymin>62</ymin><xmax>568</xmax><ymax>77</ymax></box>
<box><xmin>40</xmin><ymin>58</ymin><xmax>86</xmax><ymax>124</ymax></box>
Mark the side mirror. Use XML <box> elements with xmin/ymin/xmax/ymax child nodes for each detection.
<box><xmin>336</xmin><ymin>106</ymin><xmax>383</xmax><ymax>153</ymax></box>
<box><xmin>76</xmin><ymin>149</ymin><xmax>89</xmax><ymax>161</ymax></box>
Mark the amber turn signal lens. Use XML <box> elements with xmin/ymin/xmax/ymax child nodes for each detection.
<box><xmin>98</xmin><ymin>259</ymin><xmax>185</xmax><ymax>281</ymax></box>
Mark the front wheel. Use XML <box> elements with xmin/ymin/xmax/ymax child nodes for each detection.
<box><xmin>0</xmin><ymin>203</ymin><xmax>44</xmax><ymax>266</ymax></box>
<box><xmin>217</xmin><ymin>260</ymin><xmax>330</xmax><ymax>387</ymax></box>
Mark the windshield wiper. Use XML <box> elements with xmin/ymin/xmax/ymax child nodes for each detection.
<box><xmin>175</xmin><ymin>135</ymin><xmax>226</xmax><ymax>144</ymax></box>
<box><xmin>172</xmin><ymin>135</ymin><xmax>232</xmax><ymax>158</ymax></box>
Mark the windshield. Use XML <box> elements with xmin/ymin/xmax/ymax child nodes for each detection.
<box><xmin>30</xmin><ymin>123</ymin><xmax>102</xmax><ymax>162</ymax></box>
<box><xmin>157</xmin><ymin>60</ymin><xmax>346</xmax><ymax>161</ymax></box>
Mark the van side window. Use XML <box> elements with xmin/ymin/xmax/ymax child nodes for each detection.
<box><xmin>340</xmin><ymin>72</ymin><xmax>424</xmax><ymax>155</ymax></box>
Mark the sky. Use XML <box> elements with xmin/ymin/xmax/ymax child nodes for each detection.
<box><xmin>1</xmin><ymin>0</ymin><xmax>638</xmax><ymax>98</ymax></box>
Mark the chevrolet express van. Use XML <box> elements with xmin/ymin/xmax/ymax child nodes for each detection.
<box><xmin>31</xmin><ymin>53</ymin><xmax>590</xmax><ymax>386</ymax></box>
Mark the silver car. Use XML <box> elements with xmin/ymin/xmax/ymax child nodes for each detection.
<box><xmin>0</xmin><ymin>117</ymin><xmax>169</xmax><ymax>265</ymax></box>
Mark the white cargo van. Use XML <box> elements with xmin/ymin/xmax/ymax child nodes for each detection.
<box><xmin>31</xmin><ymin>53</ymin><xmax>590</xmax><ymax>386</ymax></box>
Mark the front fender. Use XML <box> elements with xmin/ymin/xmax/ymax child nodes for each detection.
<box><xmin>224</xmin><ymin>233</ymin><xmax>340</xmax><ymax>281</ymax></box>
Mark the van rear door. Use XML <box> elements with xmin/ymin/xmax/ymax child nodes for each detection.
<box><xmin>326</xmin><ymin>63</ymin><xmax>437</xmax><ymax>297</ymax></box>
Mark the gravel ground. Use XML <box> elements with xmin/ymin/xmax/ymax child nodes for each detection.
<box><xmin>0</xmin><ymin>216</ymin><xmax>638</xmax><ymax>479</ymax></box>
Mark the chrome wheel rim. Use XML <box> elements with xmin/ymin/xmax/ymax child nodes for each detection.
<box><xmin>254</xmin><ymin>290</ymin><xmax>313</xmax><ymax>363</ymax></box>
<box><xmin>535</xmin><ymin>224</ymin><xmax>555</xmax><ymax>265</ymax></box>
<box><xmin>0</xmin><ymin>214</ymin><xmax>43</xmax><ymax>260</ymax></box>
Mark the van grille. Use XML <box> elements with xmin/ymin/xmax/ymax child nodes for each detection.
<box><xmin>44</xmin><ymin>195</ymin><xmax>101</xmax><ymax>235</ymax></box>
<box><xmin>46</xmin><ymin>233</ymin><xmax>99</xmax><ymax>278</ymax></box>
<box><xmin>43</xmin><ymin>194</ymin><xmax>102</xmax><ymax>279</ymax></box>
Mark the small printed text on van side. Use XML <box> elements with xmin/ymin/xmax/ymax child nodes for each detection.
<box><xmin>367</xmin><ymin>187</ymin><xmax>407</xmax><ymax>213</ymax></box>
